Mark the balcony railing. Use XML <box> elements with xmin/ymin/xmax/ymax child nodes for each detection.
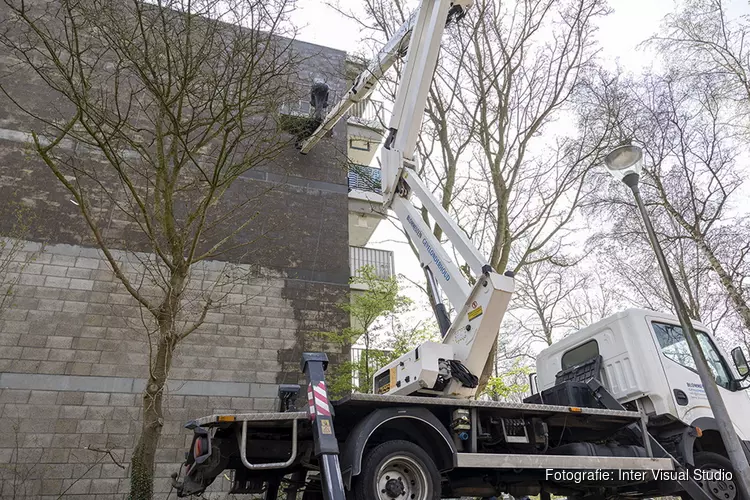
<box><xmin>350</xmin><ymin>246</ymin><xmax>394</xmax><ymax>280</ymax></box>
<box><xmin>349</xmin><ymin>99</ymin><xmax>385</xmax><ymax>127</ymax></box>
<box><xmin>279</xmin><ymin>99</ymin><xmax>312</xmax><ymax>117</ymax></box>
<box><xmin>348</xmin><ymin>164</ymin><xmax>382</xmax><ymax>194</ymax></box>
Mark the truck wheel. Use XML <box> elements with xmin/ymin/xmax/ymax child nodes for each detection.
<box><xmin>687</xmin><ymin>451</ymin><xmax>741</xmax><ymax>500</ymax></box>
<box><xmin>352</xmin><ymin>439</ymin><xmax>441</xmax><ymax>500</ymax></box>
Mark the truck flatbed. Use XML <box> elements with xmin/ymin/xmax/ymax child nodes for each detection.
<box><xmin>190</xmin><ymin>392</ymin><xmax>641</xmax><ymax>429</ymax></box>
<box><xmin>337</xmin><ymin>392</ymin><xmax>638</xmax><ymax>418</ymax></box>
<box><xmin>173</xmin><ymin>358</ymin><xmax>718</xmax><ymax>500</ymax></box>
<box><xmin>186</xmin><ymin>399</ymin><xmax>674</xmax><ymax>471</ymax></box>
<box><xmin>189</xmin><ymin>411</ymin><xmax>307</xmax><ymax>427</ymax></box>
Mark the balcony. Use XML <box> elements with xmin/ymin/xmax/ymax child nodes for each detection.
<box><xmin>350</xmin><ymin>246</ymin><xmax>394</xmax><ymax>289</ymax></box>
<box><xmin>348</xmin><ymin>99</ymin><xmax>385</xmax><ymax>129</ymax></box>
<box><xmin>348</xmin><ymin>165</ymin><xmax>385</xmax><ymax>247</ymax></box>
<box><xmin>348</xmin><ymin>164</ymin><xmax>381</xmax><ymax>194</ymax></box>
<box><xmin>347</xmin><ymin>98</ymin><xmax>385</xmax><ymax>166</ymax></box>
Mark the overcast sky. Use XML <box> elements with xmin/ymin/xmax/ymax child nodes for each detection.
<box><xmin>290</xmin><ymin>0</ymin><xmax>750</xmax><ymax>332</ymax></box>
<box><xmin>293</xmin><ymin>0</ymin><xmax>675</xmax><ymax>67</ymax></box>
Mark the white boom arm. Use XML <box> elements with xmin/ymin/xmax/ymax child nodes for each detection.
<box><xmin>298</xmin><ymin>10</ymin><xmax>420</xmax><ymax>154</ymax></box>
<box><xmin>302</xmin><ymin>0</ymin><xmax>514</xmax><ymax>399</ymax></box>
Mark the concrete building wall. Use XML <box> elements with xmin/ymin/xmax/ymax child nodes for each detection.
<box><xmin>0</xmin><ymin>15</ymin><xmax>353</xmax><ymax>497</ymax></box>
<box><xmin>0</xmin><ymin>35</ymin><xmax>352</xmax><ymax>283</ymax></box>
<box><xmin>0</xmin><ymin>240</ymin><xmax>349</xmax><ymax>498</ymax></box>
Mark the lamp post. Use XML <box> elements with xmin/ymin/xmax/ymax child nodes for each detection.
<box><xmin>603</xmin><ymin>144</ymin><xmax>750</xmax><ymax>499</ymax></box>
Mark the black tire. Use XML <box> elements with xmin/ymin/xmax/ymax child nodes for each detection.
<box><xmin>352</xmin><ymin>439</ymin><xmax>441</xmax><ymax>500</ymax></box>
<box><xmin>682</xmin><ymin>451</ymin><xmax>743</xmax><ymax>500</ymax></box>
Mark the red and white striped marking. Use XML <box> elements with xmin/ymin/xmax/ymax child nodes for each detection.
<box><xmin>307</xmin><ymin>381</ymin><xmax>330</xmax><ymax>420</ymax></box>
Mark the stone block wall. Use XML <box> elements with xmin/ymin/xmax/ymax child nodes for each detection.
<box><xmin>0</xmin><ymin>9</ymin><xmax>354</xmax><ymax>498</ymax></box>
<box><xmin>0</xmin><ymin>241</ymin><xmax>350</xmax><ymax>498</ymax></box>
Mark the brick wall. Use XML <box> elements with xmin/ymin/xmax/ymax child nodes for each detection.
<box><xmin>0</xmin><ymin>241</ymin><xmax>350</xmax><ymax>498</ymax></box>
<box><xmin>0</xmin><ymin>36</ymin><xmax>352</xmax><ymax>284</ymax></box>
<box><xmin>0</xmin><ymin>7</ymin><xmax>354</xmax><ymax>497</ymax></box>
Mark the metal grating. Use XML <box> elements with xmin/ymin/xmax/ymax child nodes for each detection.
<box><xmin>349</xmin><ymin>246</ymin><xmax>394</xmax><ymax>280</ymax></box>
<box><xmin>192</xmin><ymin>412</ymin><xmax>308</xmax><ymax>426</ymax></box>
<box><xmin>348</xmin><ymin>164</ymin><xmax>382</xmax><ymax>193</ymax></box>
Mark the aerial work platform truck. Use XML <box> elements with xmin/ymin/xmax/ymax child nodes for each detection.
<box><xmin>172</xmin><ymin>1</ymin><xmax>750</xmax><ymax>498</ymax></box>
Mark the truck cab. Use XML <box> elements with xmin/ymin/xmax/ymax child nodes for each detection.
<box><xmin>535</xmin><ymin>308</ymin><xmax>750</xmax><ymax>463</ymax></box>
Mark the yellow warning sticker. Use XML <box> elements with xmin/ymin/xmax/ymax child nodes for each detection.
<box><xmin>377</xmin><ymin>381</ymin><xmax>390</xmax><ymax>394</ymax></box>
<box><xmin>321</xmin><ymin>418</ymin><xmax>332</xmax><ymax>435</ymax></box>
<box><xmin>468</xmin><ymin>306</ymin><xmax>483</xmax><ymax>320</ymax></box>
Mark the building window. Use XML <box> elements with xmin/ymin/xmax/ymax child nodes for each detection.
<box><xmin>350</xmin><ymin>138</ymin><xmax>371</xmax><ymax>151</ymax></box>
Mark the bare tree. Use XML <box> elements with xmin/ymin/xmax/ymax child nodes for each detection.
<box><xmin>647</xmin><ymin>0</ymin><xmax>750</xmax><ymax>338</ymax></box>
<box><xmin>340</xmin><ymin>0</ymin><xmax>611</xmax><ymax>390</ymax></box>
<box><xmin>588</xmin><ymin>215</ymin><xmax>732</xmax><ymax>334</ymax></box>
<box><xmin>584</xmin><ymin>68</ymin><xmax>749</xmax><ymax>343</ymax></box>
<box><xmin>0</xmin><ymin>0</ymin><xmax>303</xmax><ymax>496</ymax></box>
<box><xmin>0</xmin><ymin>204</ymin><xmax>40</xmax><ymax>318</ymax></box>
<box><xmin>443</xmin><ymin>0</ymin><xmax>610</xmax><ymax>388</ymax></box>
<box><xmin>504</xmin><ymin>260</ymin><xmax>587</xmax><ymax>352</ymax></box>
<box><xmin>495</xmin><ymin>256</ymin><xmax>621</xmax><ymax>372</ymax></box>
<box><xmin>652</xmin><ymin>0</ymin><xmax>750</xmax><ymax>122</ymax></box>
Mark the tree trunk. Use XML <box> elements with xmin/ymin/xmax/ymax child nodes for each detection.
<box><xmin>129</xmin><ymin>270</ymin><xmax>183</xmax><ymax>499</ymax></box>
<box><xmin>478</xmin><ymin>219</ymin><xmax>511</xmax><ymax>396</ymax></box>
<box><xmin>363</xmin><ymin>333</ymin><xmax>371</xmax><ymax>394</ymax></box>
<box><xmin>129</xmin><ymin>336</ymin><xmax>171</xmax><ymax>499</ymax></box>
<box><xmin>696</xmin><ymin>239</ymin><xmax>750</xmax><ymax>335</ymax></box>
<box><xmin>654</xmin><ymin>179</ymin><xmax>750</xmax><ymax>334</ymax></box>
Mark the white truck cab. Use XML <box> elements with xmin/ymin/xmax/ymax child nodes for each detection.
<box><xmin>536</xmin><ymin>308</ymin><xmax>750</xmax><ymax>456</ymax></box>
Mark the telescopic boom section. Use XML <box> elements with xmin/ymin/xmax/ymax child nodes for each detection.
<box><xmin>300</xmin><ymin>0</ymin><xmax>514</xmax><ymax>399</ymax></box>
<box><xmin>298</xmin><ymin>9</ymin><xmax>420</xmax><ymax>154</ymax></box>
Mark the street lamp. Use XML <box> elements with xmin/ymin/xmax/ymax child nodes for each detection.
<box><xmin>603</xmin><ymin>144</ymin><xmax>750</xmax><ymax>498</ymax></box>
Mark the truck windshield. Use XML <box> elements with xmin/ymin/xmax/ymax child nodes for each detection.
<box><xmin>652</xmin><ymin>322</ymin><xmax>732</xmax><ymax>389</ymax></box>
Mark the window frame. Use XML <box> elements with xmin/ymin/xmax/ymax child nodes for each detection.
<box><xmin>349</xmin><ymin>138</ymin><xmax>371</xmax><ymax>152</ymax></box>
<box><xmin>650</xmin><ymin>321</ymin><xmax>734</xmax><ymax>390</ymax></box>
<box><xmin>561</xmin><ymin>339</ymin><xmax>600</xmax><ymax>370</ymax></box>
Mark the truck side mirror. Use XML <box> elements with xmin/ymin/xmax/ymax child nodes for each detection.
<box><xmin>731</xmin><ymin>347</ymin><xmax>749</xmax><ymax>379</ymax></box>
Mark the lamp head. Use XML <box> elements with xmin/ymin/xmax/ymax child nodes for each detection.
<box><xmin>604</xmin><ymin>145</ymin><xmax>643</xmax><ymax>183</ymax></box>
